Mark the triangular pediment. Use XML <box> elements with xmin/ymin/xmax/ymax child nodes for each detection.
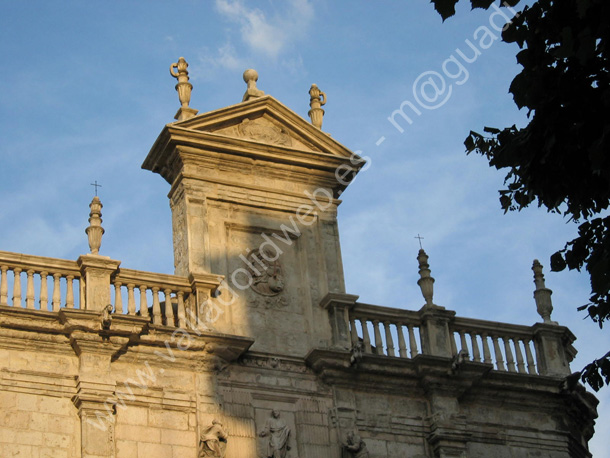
<box><xmin>170</xmin><ymin>95</ymin><xmax>354</xmax><ymax>158</ymax></box>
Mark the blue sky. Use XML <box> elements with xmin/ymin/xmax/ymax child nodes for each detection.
<box><xmin>1</xmin><ymin>1</ymin><xmax>608</xmax><ymax>454</ymax></box>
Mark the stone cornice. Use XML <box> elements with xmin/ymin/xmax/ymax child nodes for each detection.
<box><xmin>305</xmin><ymin>347</ymin><xmax>574</xmax><ymax>397</ymax></box>
<box><xmin>145</xmin><ymin>127</ymin><xmax>361</xmax><ymax>187</ymax></box>
<box><xmin>164</xmin><ymin>95</ymin><xmax>355</xmax><ymax>158</ymax></box>
<box><xmin>0</xmin><ymin>306</ymin><xmax>253</xmax><ymax>368</ymax></box>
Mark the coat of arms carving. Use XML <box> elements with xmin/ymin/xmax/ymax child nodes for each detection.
<box><xmin>245</xmin><ymin>248</ymin><xmax>285</xmax><ymax>296</ymax></box>
<box><xmin>237</xmin><ymin>117</ymin><xmax>292</xmax><ymax>147</ymax></box>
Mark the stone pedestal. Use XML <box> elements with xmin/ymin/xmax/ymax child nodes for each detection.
<box><xmin>320</xmin><ymin>292</ymin><xmax>359</xmax><ymax>350</ymax></box>
<box><xmin>77</xmin><ymin>255</ymin><xmax>121</xmax><ymax>312</ymax></box>
<box><xmin>418</xmin><ymin>306</ymin><xmax>456</xmax><ymax>358</ymax></box>
<box><xmin>533</xmin><ymin>323</ymin><xmax>576</xmax><ymax>377</ymax></box>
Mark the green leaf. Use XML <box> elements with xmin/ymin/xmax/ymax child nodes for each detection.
<box><xmin>430</xmin><ymin>0</ymin><xmax>458</xmax><ymax>21</ymax></box>
<box><xmin>470</xmin><ymin>0</ymin><xmax>494</xmax><ymax>10</ymax></box>
<box><xmin>483</xmin><ymin>126</ymin><xmax>501</xmax><ymax>134</ymax></box>
<box><xmin>464</xmin><ymin>134</ymin><xmax>476</xmax><ymax>152</ymax></box>
<box><xmin>550</xmin><ymin>252</ymin><xmax>567</xmax><ymax>272</ymax></box>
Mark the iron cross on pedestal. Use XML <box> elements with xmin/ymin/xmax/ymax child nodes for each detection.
<box><xmin>415</xmin><ymin>234</ymin><xmax>424</xmax><ymax>249</ymax></box>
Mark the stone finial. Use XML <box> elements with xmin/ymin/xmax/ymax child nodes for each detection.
<box><xmin>417</xmin><ymin>249</ymin><xmax>436</xmax><ymax>307</ymax></box>
<box><xmin>532</xmin><ymin>259</ymin><xmax>556</xmax><ymax>324</ymax></box>
<box><xmin>308</xmin><ymin>84</ymin><xmax>326</xmax><ymax>129</ymax></box>
<box><xmin>242</xmin><ymin>69</ymin><xmax>265</xmax><ymax>102</ymax></box>
<box><xmin>170</xmin><ymin>57</ymin><xmax>198</xmax><ymax>121</ymax></box>
<box><xmin>86</xmin><ymin>196</ymin><xmax>105</xmax><ymax>255</ymax></box>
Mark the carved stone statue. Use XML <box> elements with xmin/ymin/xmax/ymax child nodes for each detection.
<box><xmin>342</xmin><ymin>430</ymin><xmax>369</xmax><ymax>458</ymax></box>
<box><xmin>199</xmin><ymin>420</ymin><xmax>228</xmax><ymax>458</ymax></box>
<box><xmin>259</xmin><ymin>410</ymin><xmax>291</xmax><ymax>458</ymax></box>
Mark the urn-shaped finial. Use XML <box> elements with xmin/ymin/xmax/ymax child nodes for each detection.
<box><xmin>170</xmin><ymin>57</ymin><xmax>192</xmax><ymax>108</ymax></box>
<box><xmin>308</xmin><ymin>83</ymin><xmax>326</xmax><ymax>129</ymax></box>
<box><xmin>532</xmin><ymin>259</ymin><xmax>556</xmax><ymax>324</ymax></box>
<box><xmin>242</xmin><ymin>69</ymin><xmax>265</xmax><ymax>102</ymax></box>
<box><xmin>417</xmin><ymin>249</ymin><xmax>435</xmax><ymax>307</ymax></box>
<box><xmin>170</xmin><ymin>57</ymin><xmax>198</xmax><ymax>121</ymax></box>
<box><xmin>86</xmin><ymin>196</ymin><xmax>105</xmax><ymax>255</ymax></box>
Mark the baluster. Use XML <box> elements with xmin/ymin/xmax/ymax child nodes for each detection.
<box><xmin>514</xmin><ymin>339</ymin><xmax>526</xmax><ymax>374</ymax></box>
<box><xmin>127</xmin><ymin>284</ymin><xmax>136</xmax><ymax>315</ymax></box>
<box><xmin>384</xmin><ymin>321</ymin><xmax>395</xmax><ymax>357</ymax></box>
<box><xmin>177</xmin><ymin>291</ymin><xmax>186</xmax><ymax>328</ymax></box>
<box><xmin>164</xmin><ymin>288</ymin><xmax>175</xmax><ymax>326</ymax></box>
<box><xmin>114</xmin><ymin>281</ymin><xmax>123</xmax><ymax>314</ymax></box>
<box><xmin>0</xmin><ymin>266</ymin><xmax>8</xmax><ymax>306</ymax></box>
<box><xmin>65</xmin><ymin>276</ymin><xmax>75</xmax><ymax>309</ymax></box>
<box><xmin>492</xmin><ymin>336</ymin><xmax>506</xmax><ymax>371</ymax></box>
<box><xmin>524</xmin><ymin>339</ymin><xmax>537</xmax><ymax>375</ymax></box>
<box><xmin>533</xmin><ymin>339</ymin><xmax>543</xmax><ymax>373</ymax></box>
<box><xmin>349</xmin><ymin>316</ymin><xmax>359</xmax><ymax>348</ymax></box>
<box><xmin>139</xmin><ymin>285</ymin><xmax>149</xmax><ymax>319</ymax></box>
<box><xmin>459</xmin><ymin>331</ymin><xmax>469</xmax><ymax>356</ymax></box>
<box><xmin>152</xmin><ymin>287</ymin><xmax>161</xmax><ymax>324</ymax></box>
<box><xmin>52</xmin><ymin>273</ymin><xmax>61</xmax><ymax>311</ymax></box>
<box><xmin>396</xmin><ymin>323</ymin><xmax>408</xmax><ymax>358</ymax></box>
<box><xmin>361</xmin><ymin>319</ymin><xmax>372</xmax><ymax>353</ymax></box>
<box><xmin>25</xmin><ymin>270</ymin><xmax>35</xmax><ymax>309</ymax></box>
<box><xmin>470</xmin><ymin>333</ymin><xmax>481</xmax><ymax>362</ymax></box>
<box><xmin>13</xmin><ymin>268</ymin><xmax>22</xmax><ymax>307</ymax></box>
<box><xmin>408</xmin><ymin>324</ymin><xmax>419</xmax><ymax>357</ymax></box>
<box><xmin>481</xmin><ymin>333</ymin><xmax>492</xmax><ymax>364</ymax></box>
<box><xmin>503</xmin><ymin>337</ymin><xmax>516</xmax><ymax>373</ymax></box>
<box><xmin>372</xmin><ymin>320</ymin><xmax>384</xmax><ymax>355</ymax></box>
<box><xmin>37</xmin><ymin>271</ymin><xmax>48</xmax><ymax>311</ymax></box>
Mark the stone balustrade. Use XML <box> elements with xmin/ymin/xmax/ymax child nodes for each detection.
<box><xmin>0</xmin><ymin>250</ymin><xmax>200</xmax><ymax>330</ymax></box>
<box><xmin>349</xmin><ymin>303</ymin><xmax>422</xmax><ymax>358</ymax></box>
<box><xmin>322</xmin><ymin>292</ymin><xmax>576</xmax><ymax>379</ymax></box>
<box><xmin>0</xmin><ymin>250</ymin><xmax>82</xmax><ymax>310</ymax></box>
<box><xmin>450</xmin><ymin>317</ymin><xmax>539</xmax><ymax>375</ymax></box>
<box><xmin>111</xmin><ymin>268</ymin><xmax>192</xmax><ymax>327</ymax></box>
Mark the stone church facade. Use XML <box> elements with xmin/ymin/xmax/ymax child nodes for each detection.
<box><xmin>0</xmin><ymin>62</ymin><xmax>598</xmax><ymax>458</ymax></box>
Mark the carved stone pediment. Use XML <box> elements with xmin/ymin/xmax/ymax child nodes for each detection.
<box><xmin>217</xmin><ymin>116</ymin><xmax>293</xmax><ymax>148</ymax></box>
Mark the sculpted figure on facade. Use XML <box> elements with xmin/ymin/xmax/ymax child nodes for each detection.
<box><xmin>342</xmin><ymin>430</ymin><xmax>369</xmax><ymax>458</ymax></box>
<box><xmin>259</xmin><ymin>410</ymin><xmax>291</xmax><ymax>458</ymax></box>
<box><xmin>199</xmin><ymin>420</ymin><xmax>228</xmax><ymax>458</ymax></box>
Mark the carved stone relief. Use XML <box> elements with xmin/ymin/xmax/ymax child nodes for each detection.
<box><xmin>171</xmin><ymin>196</ymin><xmax>188</xmax><ymax>275</ymax></box>
<box><xmin>199</xmin><ymin>420</ymin><xmax>229</xmax><ymax>458</ymax></box>
<box><xmin>259</xmin><ymin>409</ymin><xmax>292</xmax><ymax>458</ymax></box>
<box><xmin>342</xmin><ymin>430</ymin><xmax>370</xmax><ymax>458</ymax></box>
<box><xmin>238</xmin><ymin>117</ymin><xmax>292</xmax><ymax>147</ymax></box>
<box><xmin>246</xmin><ymin>248</ymin><xmax>285</xmax><ymax>297</ymax></box>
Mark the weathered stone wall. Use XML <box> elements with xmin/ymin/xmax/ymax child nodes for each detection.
<box><xmin>0</xmin><ymin>346</ymin><xmax>80</xmax><ymax>458</ymax></box>
<box><xmin>0</xmin><ymin>322</ymin><xmax>598</xmax><ymax>458</ymax></box>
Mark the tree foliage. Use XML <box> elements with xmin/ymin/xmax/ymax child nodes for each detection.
<box><xmin>431</xmin><ymin>0</ymin><xmax>610</xmax><ymax>391</ymax></box>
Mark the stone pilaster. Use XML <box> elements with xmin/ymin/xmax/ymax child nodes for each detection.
<box><xmin>71</xmin><ymin>339</ymin><xmax>124</xmax><ymax>458</ymax></box>
<box><xmin>73</xmin><ymin>376</ymin><xmax>117</xmax><ymax>458</ymax></box>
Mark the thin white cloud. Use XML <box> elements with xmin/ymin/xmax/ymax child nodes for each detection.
<box><xmin>214</xmin><ymin>0</ymin><xmax>314</xmax><ymax>59</ymax></box>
